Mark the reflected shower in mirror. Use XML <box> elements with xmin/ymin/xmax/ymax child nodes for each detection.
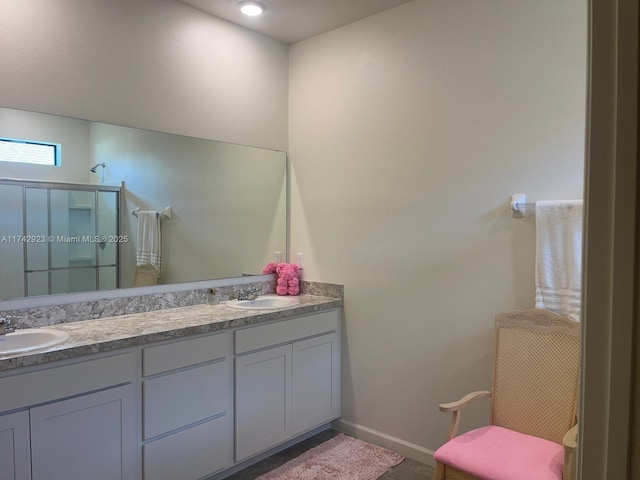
<box><xmin>0</xmin><ymin>107</ymin><xmax>287</xmax><ymax>301</ymax></box>
<box><xmin>0</xmin><ymin>180</ymin><xmax>121</xmax><ymax>300</ymax></box>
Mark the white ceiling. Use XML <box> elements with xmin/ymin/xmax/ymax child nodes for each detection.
<box><xmin>176</xmin><ymin>0</ymin><xmax>415</xmax><ymax>44</ymax></box>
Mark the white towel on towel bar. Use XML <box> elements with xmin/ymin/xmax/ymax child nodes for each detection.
<box><xmin>535</xmin><ymin>200</ymin><xmax>583</xmax><ymax>321</ymax></box>
<box><xmin>135</xmin><ymin>210</ymin><xmax>161</xmax><ymax>278</ymax></box>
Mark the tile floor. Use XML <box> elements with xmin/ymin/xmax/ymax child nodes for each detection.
<box><xmin>226</xmin><ymin>429</ymin><xmax>435</xmax><ymax>479</ymax></box>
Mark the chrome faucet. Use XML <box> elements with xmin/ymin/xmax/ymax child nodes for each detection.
<box><xmin>0</xmin><ymin>317</ymin><xmax>16</xmax><ymax>335</ymax></box>
<box><xmin>237</xmin><ymin>285</ymin><xmax>261</xmax><ymax>301</ymax></box>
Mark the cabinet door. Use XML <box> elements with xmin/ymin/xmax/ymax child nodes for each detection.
<box><xmin>291</xmin><ymin>332</ymin><xmax>340</xmax><ymax>435</ymax></box>
<box><xmin>0</xmin><ymin>410</ymin><xmax>31</xmax><ymax>480</ymax></box>
<box><xmin>235</xmin><ymin>344</ymin><xmax>292</xmax><ymax>461</ymax></box>
<box><xmin>30</xmin><ymin>384</ymin><xmax>137</xmax><ymax>480</ymax></box>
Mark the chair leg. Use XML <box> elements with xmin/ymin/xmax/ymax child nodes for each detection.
<box><xmin>433</xmin><ymin>461</ymin><xmax>445</xmax><ymax>480</ymax></box>
<box><xmin>563</xmin><ymin>447</ymin><xmax>577</xmax><ymax>480</ymax></box>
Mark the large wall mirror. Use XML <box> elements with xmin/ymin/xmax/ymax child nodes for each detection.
<box><xmin>0</xmin><ymin>107</ymin><xmax>287</xmax><ymax>302</ymax></box>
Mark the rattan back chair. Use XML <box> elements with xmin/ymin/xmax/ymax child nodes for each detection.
<box><xmin>433</xmin><ymin>309</ymin><xmax>580</xmax><ymax>480</ymax></box>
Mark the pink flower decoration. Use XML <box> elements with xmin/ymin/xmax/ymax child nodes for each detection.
<box><xmin>270</xmin><ymin>262</ymin><xmax>301</xmax><ymax>296</ymax></box>
<box><xmin>262</xmin><ymin>262</ymin><xmax>278</xmax><ymax>274</ymax></box>
<box><xmin>288</xmin><ymin>280</ymin><xmax>300</xmax><ymax>295</ymax></box>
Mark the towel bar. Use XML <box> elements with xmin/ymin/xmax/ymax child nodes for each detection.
<box><xmin>131</xmin><ymin>206</ymin><xmax>172</xmax><ymax>218</ymax></box>
<box><xmin>511</xmin><ymin>194</ymin><xmax>535</xmax><ymax>218</ymax></box>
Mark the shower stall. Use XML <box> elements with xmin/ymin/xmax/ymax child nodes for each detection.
<box><xmin>0</xmin><ymin>179</ymin><xmax>122</xmax><ymax>300</ymax></box>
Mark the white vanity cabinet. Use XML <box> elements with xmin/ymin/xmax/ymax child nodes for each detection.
<box><xmin>0</xmin><ymin>302</ymin><xmax>342</xmax><ymax>480</ymax></box>
<box><xmin>234</xmin><ymin>310</ymin><xmax>340</xmax><ymax>462</ymax></box>
<box><xmin>141</xmin><ymin>332</ymin><xmax>233</xmax><ymax>480</ymax></box>
<box><xmin>0</xmin><ymin>410</ymin><xmax>30</xmax><ymax>480</ymax></box>
<box><xmin>0</xmin><ymin>352</ymin><xmax>137</xmax><ymax>480</ymax></box>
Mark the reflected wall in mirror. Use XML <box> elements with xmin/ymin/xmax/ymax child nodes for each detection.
<box><xmin>0</xmin><ymin>107</ymin><xmax>287</xmax><ymax>301</ymax></box>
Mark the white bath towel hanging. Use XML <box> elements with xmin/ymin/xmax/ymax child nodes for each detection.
<box><xmin>135</xmin><ymin>210</ymin><xmax>161</xmax><ymax>279</ymax></box>
<box><xmin>535</xmin><ymin>200</ymin><xmax>583</xmax><ymax>321</ymax></box>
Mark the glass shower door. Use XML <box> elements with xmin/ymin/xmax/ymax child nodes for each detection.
<box><xmin>49</xmin><ymin>189</ymin><xmax>97</xmax><ymax>294</ymax></box>
<box><xmin>25</xmin><ymin>187</ymin><xmax>50</xmax><ymax>296</ymax></box>
<box><xmin>0</xmin><ymin>183</ymin><xmax>26</xmax><ymax>299</ymax></box>
<box><xmin>0</xmin><ymin>181</ymin><xmax>122</xmax><ymax>299</ymax></box>
<box><xmin>97</xmin><ymin>190</ymin><xmax>118</xmax><ymax>291</ymax></box>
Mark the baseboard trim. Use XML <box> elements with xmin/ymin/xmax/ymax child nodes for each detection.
<box><xmin>331</xmin><ymin>418</ymin><xmax>436</xmax><ymax>467</ymax></box>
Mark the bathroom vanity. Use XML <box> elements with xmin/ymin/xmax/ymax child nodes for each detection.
<box><xmin>0</xmin><ymin>294</ymin><xmax>342</xmax><ymax>480</ymax></box>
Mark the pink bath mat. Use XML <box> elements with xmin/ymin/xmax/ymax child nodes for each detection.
<box><xmin>256</xmin><ymin>433</ymin><xmax>405</xmax><ymax>480</ymax></box>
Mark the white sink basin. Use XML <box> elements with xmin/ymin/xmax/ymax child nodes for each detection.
<box><xmin>226</xmin><ymin>295</ymin><xmax>300</xmax><ymax>310</ymax></box>
<box><xmin>0</xmin><ymin>328</ymin><xmax>70</xmax><ymax>355</ymax></box>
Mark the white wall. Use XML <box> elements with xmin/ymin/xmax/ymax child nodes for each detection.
<box><xmin>0</xmin><ymin>0</ymin><xmax>288</xmax><ymax>151</ymax></box>
<box><xmin>289</xmin><ymin>0</ymin><xmax>586</xmax><ymax>459</ymax></box>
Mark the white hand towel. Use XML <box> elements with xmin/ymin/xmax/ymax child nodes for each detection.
<box><xmin>136</xmin><ymin>210</ymin><xmax>161</xmax><ymax>278</ymax></box>
<box><xmin>535</xmin><ymin>200</ymin><xmax>583</xmax><ymax>321</ymax></box>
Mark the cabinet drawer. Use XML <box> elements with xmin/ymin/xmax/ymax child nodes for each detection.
<box><xmin>0</xmin><ymin>353</ymin><xmax>135</xmax><ymax>413</ymax></box>
<box><xmin>143</xmin><ymin>361</ymin><xmax>229</xmax><ymax>439</ymax></box>
<box><xmin>143</xmin><ymin>415</ymin><xmax>231</xmax><ymax>480</ymax></box>
<box><xmin>235</xmin><ymin>310</ymin><xmax>339</xmax><ymax>354</ymax></box>
<box><xmin>143</xmin><ymin>332</ymin><xmax>229</xmax><ymax>376</ymax></box>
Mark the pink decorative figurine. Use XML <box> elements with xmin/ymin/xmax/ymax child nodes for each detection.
<box><xmin>276</xmin><ymin>263</ymin><xmax>300</xmax><ymax>296</ymax></box>
<box><xmin>262</xmin><ymin>262</ymin><xmax>300</xmax><ymax>296</ymax></box>
<box><xmin>262</xmin><ymin>262</ymin><xmax>278</xmax><ymax>275</ymax></box>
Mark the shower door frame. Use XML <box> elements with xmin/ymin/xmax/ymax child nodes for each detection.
<box><xmin>0</xmin><ymin>179</ymin><xmax>123</xmax><ymax>297</ymax></box>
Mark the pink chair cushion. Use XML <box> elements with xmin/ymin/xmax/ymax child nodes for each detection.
<box><xmin>434</xmin><ymin>425</ymin><xmax>564</xmax><ymax>480</ymax></box>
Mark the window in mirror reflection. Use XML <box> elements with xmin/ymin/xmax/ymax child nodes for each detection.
<box><xmin>0</xmin><ymin>137</ymin><xmax>60</xmax><ymax>166</ymax></box>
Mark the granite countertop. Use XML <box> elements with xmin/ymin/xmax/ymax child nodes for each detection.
<box><xmin>0</xmin><ymin>294</ymin><xmax>342</xmax><ymax>372</ymax></box>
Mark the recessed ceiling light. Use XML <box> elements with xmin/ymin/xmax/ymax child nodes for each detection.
<box><xmin>239</xmin><ymin>1</ymin><xmax>266</xmax><ymax>16</ymax></box>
